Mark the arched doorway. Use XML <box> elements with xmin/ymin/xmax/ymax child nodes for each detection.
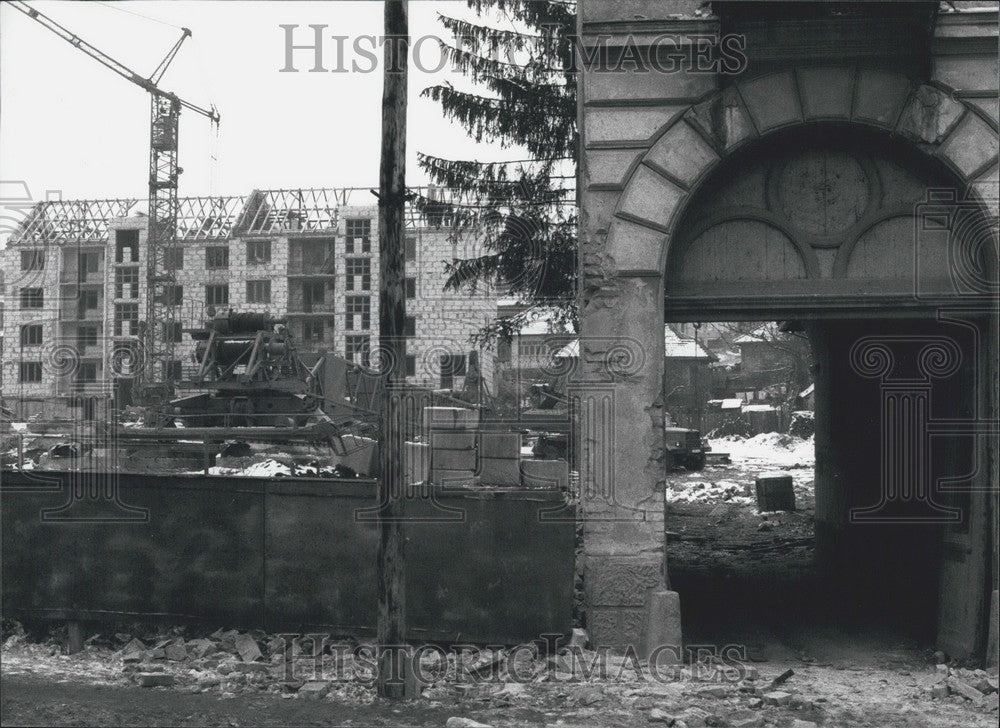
<box><xmin>661</xmin><ymin>123</ymin><xmax>997</xmax><ymax>655</ymax></box>
<box><xmin>579</xmin><ymin>66</ymin><xmax>998</xmax><ymax>656</ymax></box>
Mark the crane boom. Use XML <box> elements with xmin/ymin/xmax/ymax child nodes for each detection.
<box><xmin>9</xmin><ymin>1</ymin><xmax>219</xmax><ymax>405</ymax></box>
<box><xmin>8</xmin><ymin>2</ymin><xmax>218</xmax><ymax>122</ymax></box>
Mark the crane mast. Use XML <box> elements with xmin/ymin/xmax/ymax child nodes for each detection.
<box><xmin>8</xmin><ymin>1</ymin><xmax>219</xmax><ymax>402</ymax></box>
<box><xmin>148</xmin><ymin>92</ymin><xmax>183</xmax><ymax>402</ymax></box>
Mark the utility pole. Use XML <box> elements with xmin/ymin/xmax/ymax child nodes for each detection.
<box><xmin>376</xmin><ymin>0</ymin><xmax>410</xmax><ymax>700</ymax></box>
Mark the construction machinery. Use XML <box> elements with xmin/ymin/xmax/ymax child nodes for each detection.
<box><xmin>10</xmin><ymin>2</ymin><xmax>220</xmax><ymax>401</ymax></box>
<box><xmin>167</xmin><ymin>311</ymin><xmax>328</xmax><ymax>429</ymax></box>
<box><xmin>139</xmin><ymin>310</ymin><xmax>382</xmax><ymax>468</ymax></box>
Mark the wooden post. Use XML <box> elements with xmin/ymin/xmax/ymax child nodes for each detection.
<box><xmin>376</xmin><ymin>0</ymin><xmax>410</xmax><ymax>700</ymax></box>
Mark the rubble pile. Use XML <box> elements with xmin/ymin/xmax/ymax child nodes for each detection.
<box><xmin>3</xmin><ymin>621</ymin><xmax>998</xmax><ymax>725</ymax></box>
<box><xmin>920</xmin><ymin>662</ymin><xmax>999</xmax><ymax>711</ymax></box>
<box><xmin>665</xmin><ymin>478</ymin><xmax>755</xmax><ymax>505</ymax></box>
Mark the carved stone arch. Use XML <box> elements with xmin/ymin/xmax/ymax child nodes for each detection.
<box><xmin>605</xmin><ymin>66</ymin><xmax>999</xmax><ymax>281</ymax></box>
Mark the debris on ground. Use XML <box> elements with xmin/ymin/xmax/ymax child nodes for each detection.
<box><xmin>2</xmin><ymin>620</ymin><xmax>997</xmax><ymax>727</ymax></box>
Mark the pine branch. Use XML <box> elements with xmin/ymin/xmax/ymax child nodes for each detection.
<box><xmin>422</xmin><ymin>85</ymin><xmax>575</xmax><ymax>157</ymax></box>
<box><xmin>420</xmin><ymin>0</ymin><xmax>580</xmax><ymax>344</ymax></box>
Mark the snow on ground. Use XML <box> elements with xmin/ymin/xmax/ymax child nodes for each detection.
<box><xmin>711</xmin><ymin>432</ymin><xmax>815</xmax><ymax>470</ymax></box>
<box><xmin>666</xmin><ymin>433</ymin><xmax>815</xmax><ymax>506</ymax></box>
<box><xmin>208</xmin><ymin>459</ymin><xmax>292</xmax><ymax>477</ymax></box>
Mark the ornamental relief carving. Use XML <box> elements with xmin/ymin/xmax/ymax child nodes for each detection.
<box><xmin>668</xmin><ymin>133</ymin><xmax>957</xmax><ymax>284</ymax></box>
<box><xmin>767</xmin><ymin>150</ymin><xmax>879</xmax><ymax>243</ymax></box>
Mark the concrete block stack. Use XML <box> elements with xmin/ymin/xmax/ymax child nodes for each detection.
<box><xmin>478</xmin><ymin>432</ymin><xmax>522</xmax><ymax>486</ymax></box>
<box><xmin>426</xmin><ymin>407</ymin><xmax>479</xmax><ymax>487</ymax></box>
<box><xmin>404</xmin><ymin>441</ymin><xmax>430</xmax><ymax>485</ymax></box>
<box><xmin>520</xmin><ymin>458</ymin><xmax>570</xmax><ymax>490</ymax></box>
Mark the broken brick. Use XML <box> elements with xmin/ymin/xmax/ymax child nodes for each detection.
<box><xmin>789</xmin><ymin>695</ymin><xmax>813</xmax><ymax>711</ymax></box>
<box><xmin>728</xmin><ymin>711</ymin><xmax>765</xmax><ymax>728</ymax></box>
<box><xmin>234</xmin><ymin>633</ymin><xmax>262</xmax><ymax>662</ymax></box>
<box><xmin>763</xmin><ymin>690</ymin><xmax>792</xmax><ymax>706</ymax></box>
<box><xmin>120</xmin><ymin>638</ymin><xmax>146</xmax><ymax>662</ymax></box>
<box><xmin>137</xmin><ymin>673</ymin><xmax>176</xmax><ymax>688</ymax></box>
<box><xmin>444</xmin><ymin>719</ymin><xmax>494</xmax><ymax>728</ymax></box>
<box><xmin>947</xmin><ymin>676</ymin><xmax>985</xmax><ymax>706</ymax></box>
<box><xmin>696</xmin><ymin>685</ymin><xmax>731</xmax><ymax>699</ymax></box>
<box><xmin>918</xmin><ymin>672</ymin><xmax>947</xmax><ymax>689</ymax></box>
<box><xmin>186</xmin><ymin>638</ymin><xmax>215</xmax><ymax>659</ymax></box>
<box><xmin>298</xmin><ymin>680</ymin><xmax>330</xmax><ymax>700</ymax></box>
<box><xmin>164</xmin><ymin>644</ymin><xmax>188</xmax><ymax>661</ymax></box>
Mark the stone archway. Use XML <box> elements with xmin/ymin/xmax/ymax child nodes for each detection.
<box><xmin>664</xmin><ymin>122</ymin><xmax>996</xmax><ymax>316</ymax></box>
<box><xmin>601</xmin><ymin>67</ymin><xmax>997</xmax><ymax>278</ymax></box>
<box><xmin>578</xmin><ymin>66</ymin><xmax>999</xmax><ymax>650</ymax></box>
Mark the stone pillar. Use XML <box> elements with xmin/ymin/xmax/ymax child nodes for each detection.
<box><xmin>577</xmin><ymin>272</ymin><xmax>667</xmax><ymax>650</ymax></box>
<box><xmin>806</xmin><ymin>321</ymin><xmax>847</xmax><ymax>617</ymax></box>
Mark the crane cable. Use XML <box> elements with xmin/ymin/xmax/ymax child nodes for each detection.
<box><xmin>95</xmin><ymin>0</ymin><xmax>221</xmax><ymax>195</ymax></box>
<box><xmin>92</xmin><ymin>1</ymin><xmax>184</xmax><ymax>30</ymax></box>
<box><xmin>189</xmin><ymin>36</ymin><xmax>222</xmax><ymax>196</ymax></box>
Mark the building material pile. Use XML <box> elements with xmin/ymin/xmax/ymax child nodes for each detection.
<box><xmin>428</xmin><ymin>407</ymin><xmax>480</xmax><ymax>487</ymax></box>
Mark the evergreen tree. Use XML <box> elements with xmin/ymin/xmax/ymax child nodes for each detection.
<box><xmin>418</xmin><ymin>0</ymin><xmax>577</xmax><ymax>346</ymax></box>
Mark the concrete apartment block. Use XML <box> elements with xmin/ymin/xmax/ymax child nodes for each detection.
<box><xmin>0</xmin><ymin>189</ymin><xmax>500</xmax><ymax>417</ymax></box>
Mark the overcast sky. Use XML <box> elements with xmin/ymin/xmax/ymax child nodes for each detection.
<box><xmin>1</xmin><ymin>1</ymin><xmax>521</xmax><ymax>206</ymax></box>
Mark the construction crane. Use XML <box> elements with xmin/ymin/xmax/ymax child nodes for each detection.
<box><xmin>9</xmin><ymin>1</ymin><xmax>220</xmax><ymax>402</ymax></box>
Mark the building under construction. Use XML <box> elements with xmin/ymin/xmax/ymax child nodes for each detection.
<box><xmin>1</xmin><ymin>186</ymin><xmax>499</xmax><ymax>419</ymax></box>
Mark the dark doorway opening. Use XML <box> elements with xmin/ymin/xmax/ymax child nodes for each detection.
<box><xmin>664</xmin><ymin>315</ymin><xmax>992</xmax><ymax>663</ymax></box>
